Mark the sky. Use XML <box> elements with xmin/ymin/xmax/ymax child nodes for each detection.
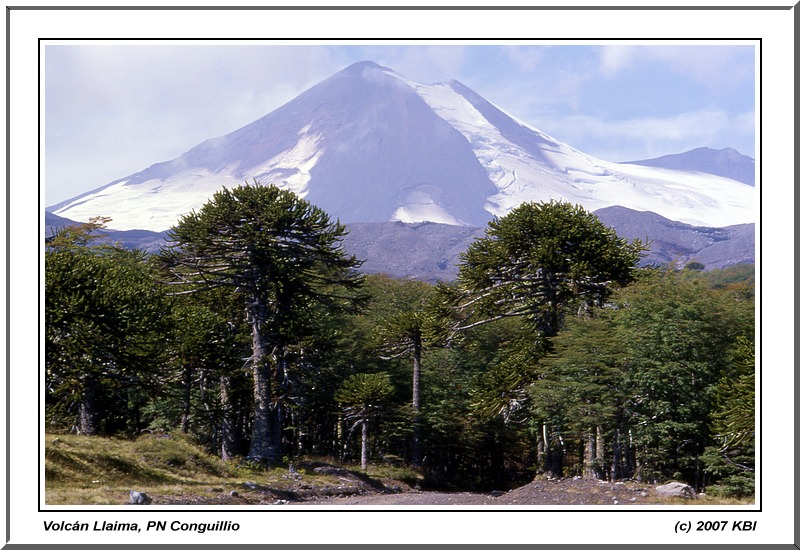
<box><xmin>44</xmin><ymin>42</ymin><xmax>756</xmax><ymax>206</ymax></box>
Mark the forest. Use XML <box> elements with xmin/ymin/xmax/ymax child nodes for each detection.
<box><xmin>44</xmin><ymin>184</ymin><xmax>756</xmax><ymax>498</ymax></box>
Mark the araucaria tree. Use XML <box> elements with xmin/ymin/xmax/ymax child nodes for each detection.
<box><xmin>162</xmin><ymin>183</ymin><xmax>364</xmax><ymax>463</ymax></box>
<box><xmin>455</xmin><ymin>201</ymin><xmax>644</xmax><ymax>339</ymax></box>
<box><xmin>453</xmin><ymin>201</ymin><xmax>645</xmax><ymax>476</ymax></box>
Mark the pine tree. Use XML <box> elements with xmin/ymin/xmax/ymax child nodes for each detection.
<box><xmin>161</xmin><ymin>183</ymin><xmax>364</xmax><ymax>463</ymax></box>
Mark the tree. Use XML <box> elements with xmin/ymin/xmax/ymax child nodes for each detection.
<box><xmin>148</xmin><ymin>289</ymin><xmax>251</xmax><ymax>459</ymax></box>
<box><xmin>335</xmin><ymin>373</ymin><xmax>395</xmax><ymax>471</ymax></box>
<box><xmin>702</xmin><ymin>337</ymin><xmax>756</xmax><ymax>497</ymax></box>
<box><xmin>615</xmin><ymin>269</ymin><xmax>750</xmax><ymax>486</ymax></box>
<box><xmin>46</xmin><ymin>222</ymin><xmax>167</xmax><ymax>435</ymax></box>
<box><xmin>533</xmin><ymin>312</ymin><xmax>630</xmax><ymax>480</ymax></box>
<box><xmin>373</xmin><ymin>279</ymin><xmax>441</xmax><ymax>467</ymax></box>
<box><xmin>161</xmin><ymin>183</ymin><xmax>364</xmax><ymax>462</ymax></box>
<box><xmin>454</xmin><ymin>200</ymin><xmax>644</xmax><ymax>339</ymax></box>
<box><xmin>452</xmin><ymin>201</ymin><xmax>644</xmax><ymax>477</ymax></box>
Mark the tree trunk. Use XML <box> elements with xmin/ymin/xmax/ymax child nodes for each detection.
<box><xmin>79</xmin><ymin>372</ymin><xmax>100</xmax><ymax>436</ymax></box>
<box><xmin>411</xmin><ymin>337</ymin><xmax>422</xmax><ymax>467</ymax></box>
<box><xmin>611</xmin><ymin>428</ymin><xmax>622</xmax><ymax>482</ymax></box>
<box><xmin>180</xmin><ymin>365</ymin><xmax>192</xmax><ymax>434</ymax></box>
<box><xmin>583</xmin><ymin>432</ymin><xmax>597</xmax><ymax>480</ymax></box>
<box><xmin>538</xmin><ymin>422</ymin><xmax>555</xmax><ymax>476</ymax></box>
<box><xmin>536</xmin><ymin>422</ymin><xmax>546</xmax><ymax>475</ymax></box>
<box><xmin>219</xmin><ymin>374</ymin><xmax>237</xmax><ymax>461</ymax></box>
<box><xmin>247</xmin><ymin>318</ymin><xmax>280</xmax><ymax>463</ymax></box>
<box><xmin>595</xmin><ymin>425</ymin><xmax>605</xmax><ymax>480</ymax></box>
<box><xmin>361</xmin><ymin>419</ymin><xmax>369</xmax><ymax>471</ymax></box>
<box><xmin>337</xmin><ymin>414</ymin><xmax>345</xmax><ymax>460</ymax></box>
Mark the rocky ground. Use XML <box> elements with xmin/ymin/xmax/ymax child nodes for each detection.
<box><xmin>288</xmin><ymin>476</ymin><xmax>658</xmax><ymax>506</ymax></box>
<box><xmin>153</xmin><ymin>461</ymin><xmax>673</xmax><ymax>506</ymax></box>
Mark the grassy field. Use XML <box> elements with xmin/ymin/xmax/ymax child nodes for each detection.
<box><xmin>45</xmin><ymin>432</ymin><xmax>421</xmax><ymax>505</ymax></box>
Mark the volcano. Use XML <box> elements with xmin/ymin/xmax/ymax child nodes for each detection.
<box><xmin>49</xmin><ymin>61</ymin><xmax>755</xmax><ymax>232</ymax></box>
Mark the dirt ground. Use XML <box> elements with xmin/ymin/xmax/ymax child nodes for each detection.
<box><xmin>287</xmin><ymin>476</ymin><xmax>658</xmax><ymax>506</ymax></box>
<box><xmin>154</xmin><ymin>462</ymin><xmax>665</xmax><ymax>506</ymax></box>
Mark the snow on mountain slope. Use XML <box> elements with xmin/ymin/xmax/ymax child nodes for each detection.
<box><xmin>50</xmin><ymin>61</ymin><xmax>755</xmax><ymax>232</ymax></box>
<box><xmin>404</xmin><ymin>75</ymin><xmax>754</xmax><ymax>228</ymax></box>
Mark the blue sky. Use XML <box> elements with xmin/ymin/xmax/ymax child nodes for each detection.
<box><xmin>45</xmin><ymin>43</ymin><xmax>756</xmax><ymax>206</ymax></box>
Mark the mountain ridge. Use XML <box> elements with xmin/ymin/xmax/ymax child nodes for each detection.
<box><xmin>620</xmin><ymin>147</ymin><xmax>755</xmax><ymax>186</ymax></box>
<box><xmin>45</xmin><ymin>207</ymin><xmax>754</xmax><ymax>282</ymax></box>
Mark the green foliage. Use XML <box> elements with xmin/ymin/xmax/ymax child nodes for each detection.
<box><xmin>45</xmin><ymin>228</ymin><xmax>169</xmax><ymax>435</ymax></box>
<box><xmin>614</xmin><ymin>268</ymin><xmax>753</xmax><ymax>485</ymax></box>
<box><xmin>702</xmin><ymin>337</ymin><xmax>755</xmax><ymax>497</ymax></box>
<box><xmin>45</xmin><ymin>216</ymin><xmax>113</xmax><ymax>249</ymax></box>
<box><xmin>533</xmin><ymin>312</ymin><xmax>627</xmax><ymax>438</ymax></box>
<box><xmin>683</xmin><ymin>261</ymin><xmax>705</xmax><ymax>271</ymax></box>
<box><xmin>162</xmin><ymin>183</ymin><xmax>366</xmax><ymax>341</ymax></box>
<box><xmin>455</xmin><ymin>200</ymin><xmax>645</xmax><ymax>337</ymax></box>
<box><xmin>335</xmin><ymin>372</ymin><xmax>395</xmax><ymax>412</ymax></box>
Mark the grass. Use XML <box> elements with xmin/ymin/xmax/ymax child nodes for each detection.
<box><xmin>45</xmin><ymin>432</ymin><xmax>324</xmax><ymax>505</ymax></box>
<box><xmin>44</xmin><ymin>432</ymin><xmax>415</xmax><ymax>505</ymax></box>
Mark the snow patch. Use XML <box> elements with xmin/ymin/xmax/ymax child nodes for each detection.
<box><xmin>247</xmin><ymin>130</ymin><xmax>324</xmax><ymax>197</ymax></box>
<box><xmin>391</xmin><ymin>189</ymin><xmax>465</xmax><ymax>226</ymax></box>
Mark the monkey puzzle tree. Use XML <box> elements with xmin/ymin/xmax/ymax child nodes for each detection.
<box><xmin>161</xmin><ymin>183</ymin><xmax>364</xmax><ymax>463</ymax></box>
<box><xmin>455</xmin><ymin>200</ymin><xmax>644</xmax><ymax>338</ymax></box>
<box><xmin>453</xmin><ymin>201</ymin><xmax>645</xmax><ymax>476</ymax></box>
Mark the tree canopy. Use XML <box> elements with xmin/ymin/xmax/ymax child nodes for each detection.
<box><xmin>46</xmin><ymin>221</ymin><xmax>168</xmax><ymax>435</ymax></box>
<box><xmin>454</xmin><ymin>200</ymin><xmax>645</xmax><ymax>338</ymax></box>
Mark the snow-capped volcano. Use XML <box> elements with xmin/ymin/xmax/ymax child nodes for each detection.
<box><xmin>49</xmin><ymin>61</ymin><xmax>755</xmax><ymax>232</ymax></box>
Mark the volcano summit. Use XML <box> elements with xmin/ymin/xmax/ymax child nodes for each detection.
<box><xmin>49</xmin><ymin>61</ymin><xmax>755</xmax><ymax>232</ymax></box>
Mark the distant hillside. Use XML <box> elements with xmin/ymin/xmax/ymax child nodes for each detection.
<box><xmin>45</xmin><ymin>211</ymin><xmax>169</xmax><ymax>254</ymax></box>
<box><xmin>45</xmin><ymin>207</ymin><xmax>754</xmax><ymax>281</ymax></box>
<box><xmin>593</xmin><ymin>206</ymin><xmax>755</xmax><ymax>270</ymax></box>
<box><xmin>621</xmin><ymin>147</ymin><xmax>755</xmax><ymax>186</ymax></box>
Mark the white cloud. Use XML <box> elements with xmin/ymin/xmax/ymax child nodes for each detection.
<box><xmin>543</xmin><ymin>109</ymin><xmax>755</xmax><ymax>161</ymax></box>
<box><xmin>597</xmin><ymin>44</ymin><xmax>754</xmax><ymax>90</ymax></box>
<box><xmin>502</xmin><ymin>45</ymin><xmax>546</xmax><ymax>71</ymax></box>
<box><xmin>598</xmin><ymin>45</ymin><xmax>636</xmax><ymax>76</ymax></box>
